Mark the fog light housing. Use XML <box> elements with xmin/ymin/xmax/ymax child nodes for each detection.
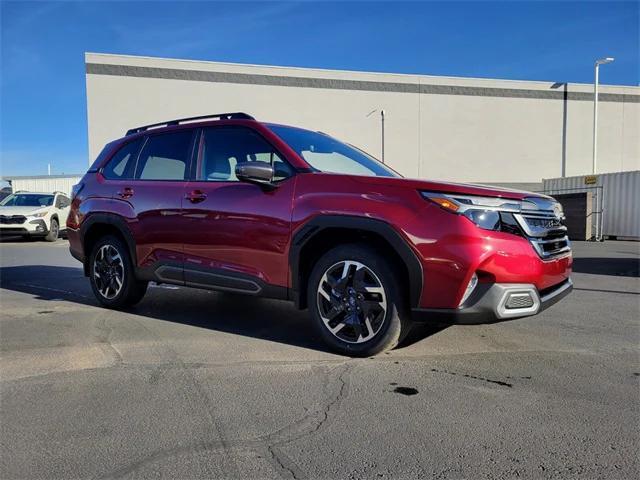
<box><xmin>459</xmin><ymin>272</ymin><xmax>478</xmax><ymax>306</ymax></box>
<box><xmin>505</xmin><ymin>292</ymin><xmax>535</xmax><ymax>309</ymax></box>
<box><xmin>29</xmin><ymin>219</ymin><xmax>46</xmax><ymax>232</ymax></box>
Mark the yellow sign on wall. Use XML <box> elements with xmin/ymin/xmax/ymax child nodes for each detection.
<box><xmin>585</xmin><ymin>175</ymin><xmax>598</xmax><ymax>185</ymax></box>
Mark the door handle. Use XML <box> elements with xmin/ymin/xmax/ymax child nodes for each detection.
<box><xmin>185</xmin><ymin>190</ymin><xmax>207</xmax><ymax>203</ymax></box>
<box><xmin>117</xmin><ymin>187</ymin><xmax>134</xmax><ymax>199</ymax></box>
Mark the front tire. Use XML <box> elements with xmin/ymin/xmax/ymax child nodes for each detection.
<box><xmin>307</xmin><ymin>244</ymin><xmax>411</xmax><ymax>356</ymax></box>
<box><xmin>44</xmin><ymin>219</ymin><xmax>59</xmax><ymax>242</ymax></box>
<box><xmin>89</xmin><ymin>235</ymin><xmax>148</xmax><ymax>309</ymax></box>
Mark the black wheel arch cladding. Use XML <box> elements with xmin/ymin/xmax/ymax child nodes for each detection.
<box><xmin>289</xmin><ymin>215</ymin><xmax>423</xmax><ymax>309</ymax></box>
<box><xmin>80</xmin><ymin>213</ymin><xmax>138</xmax><ymax>277</ymax></box>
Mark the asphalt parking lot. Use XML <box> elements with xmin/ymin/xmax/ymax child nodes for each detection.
<box><xmin>1</xmin><ymin>237</ymin><xmax>638</xmax><ymax>479</ymax></box>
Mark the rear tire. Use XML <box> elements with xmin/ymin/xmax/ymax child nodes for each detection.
<box><xmin>89</xmin><ymin>235</ymin><xmax>148</xmax><ymax>309</ymax></box>
<box><xmin>44</xmin><ymin>219</ymin><xmax>59</xmax><ymax>242</ymax></box>
<box><xmin>307</xmin><ymin>243</ymin><xmax>412</xmax><ymax>357</ymax></box>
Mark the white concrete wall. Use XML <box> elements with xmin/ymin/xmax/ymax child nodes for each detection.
<box><xmin>85</xmin><ymin>53</ymin><xmax>640</xmax><ymax>184</ymax></box>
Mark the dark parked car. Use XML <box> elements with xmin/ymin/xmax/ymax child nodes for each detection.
<box><xmin>67</xmin><ymin>113</ymin><xmax>572</xmax><ymax>356</ymax></box>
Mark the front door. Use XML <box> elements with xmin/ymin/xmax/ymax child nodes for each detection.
<box><xmin>181</xmin><ymin>126</ymin><xmax>296</xmax><ymax>294</ymax></box>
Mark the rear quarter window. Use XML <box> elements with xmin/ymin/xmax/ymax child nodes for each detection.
<box><xmin>102</xmin><ymin>139</ymin><xmax>143</xmax><ymax>180</ymax></box>
<box><xmin>88</xmin><ymin>139</ymin><xmax>121</xmax><ymax>173</ymax></box>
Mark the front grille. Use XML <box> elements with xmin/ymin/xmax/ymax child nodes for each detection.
<box><xmin>513</xmin><ymin>200</ymin><xmax>571</xmax><ymax>260</ymax></box>
<box><xmin>523</xmin><ymin>216</ymin><xmax>563</xmax><ymax>230</ymax></box>
<box><xmin>0</xmin><ymin>215</ymin><xmax>26</xmax><ymax>225</ymax></box>
<box><xmin>517</xmin><ymin>211</ymin><xmax>567</xmax><ymax>238</ymax></box>
<box><xmin>529</xmin><ymin>235</ymin><xmax>571</xmax><ymax>259</ymax></box>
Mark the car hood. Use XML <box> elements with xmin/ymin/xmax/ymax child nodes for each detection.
<box><xmin>0</xmin><ymin>206</ymin><xmax>47</xmax><ymax>216</ymax></box>
<box><xmin>350</xmin><ymin>175</ymin><xmax>551</xmax><ymax>201</ymax></box>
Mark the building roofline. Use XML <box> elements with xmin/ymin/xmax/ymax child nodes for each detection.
<box><xmin>85</xmin><ymin>52</ymin><xmax>640</xmax><ymax>90</ymax></box>
<box><xmin>1</xmin><ymin>174</ymin><xmax>83</xmax><ymax>180</ymax></box>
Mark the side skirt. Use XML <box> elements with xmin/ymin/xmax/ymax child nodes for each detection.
<box><xmin>135</xmin><ymin>262</ymin><xmax>288</xmax><ymax>301</ymax></box>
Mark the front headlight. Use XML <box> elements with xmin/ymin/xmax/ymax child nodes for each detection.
<box><xmin>421</xmin><ymin>191</ymin><xmax>536</xmax><ymax>231</ymax></box>
<box><xmin>30</xmin><ymin>211</ymin><xmax>47</xmax><ymax>218</ymax></box>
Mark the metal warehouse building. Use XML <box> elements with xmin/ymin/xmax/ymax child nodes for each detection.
<box><xmin>1</xmin><ymin>174</ymin><xmax>82</xmax><ymax>196</ymax></box>
<box><xmin>86</xmin><ymin>53</ymin><xmax>639</xmax><ymax>190</ymax></box>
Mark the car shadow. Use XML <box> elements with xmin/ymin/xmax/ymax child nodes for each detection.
<box><xmin>0</xmin><ymin>235</ymin><xmax>31</xmax><ymax>243</ymax></box>
<box><xmin>0</xmin><ymin>265</ymin><xmax>449</xmax><ymax>354</ymax></box>
<box><xmin>572</xmin><ymin>257</ymin><xmax>639</xmax><ymax>277</ymax></box>
<box><xmin>0</xmin><ymin>234</ymin><xmax>67</xmax><ymax>243</ymax></box>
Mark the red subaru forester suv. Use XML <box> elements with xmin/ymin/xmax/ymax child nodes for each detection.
<box><xmin>68</xmin><ymin>112</ymin><xmax>572</xmax><ymax>356</ymax></box>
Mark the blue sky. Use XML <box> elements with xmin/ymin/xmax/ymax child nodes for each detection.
<box><xmin>1</xmin><ymin>0</ymin><xmax>638</xmax><ymax>176</ymax></box>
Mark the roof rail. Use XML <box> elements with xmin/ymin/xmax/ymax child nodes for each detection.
<box><xmin>126</xmin><ymin>112</ymin><xmax>255</xmax><ymax>136</ymax></box>
<box><xmin>14</xmin><ymin>190</ymin><xmax>54</xmax><ymax>194</ymax></box>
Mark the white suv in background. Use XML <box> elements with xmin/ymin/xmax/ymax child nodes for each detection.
<box><xmin>0</xmin><ymin>191</ymin><xmax>71</xmax><ymax>241</ymax></box>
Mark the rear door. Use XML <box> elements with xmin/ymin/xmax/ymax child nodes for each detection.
<box><xmin>181</xmin><ymin>125</ymin><xmax>296</xmax><ymax>293</ymax></box>
<box><xmin>104</xmin><ymin>128</ymin><xmax>197</xmax><ymax>282</ymax></box>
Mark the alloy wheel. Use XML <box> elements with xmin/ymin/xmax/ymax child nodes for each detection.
<box><xmin>93</xmin><ymin>244</ymin><xmax>125</xmax><ymax>299</ymax></box>
<box><xmin>317</xmin><ymin>260</ymin><xmax>387</xmax><ymax>344</ymax></box>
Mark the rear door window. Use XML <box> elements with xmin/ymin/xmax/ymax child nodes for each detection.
<box><xmin>102</xmin><ymin>139</ymin><xmax>142</xmax><ymax>180</ymax></box>
<box><xmin>135</xmin><ymin>130</ymin><xmax>194</xmax><ymax>180</ymax></box>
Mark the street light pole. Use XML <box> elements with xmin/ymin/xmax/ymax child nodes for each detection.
<box><xmin>380</xmin><ymin>109</ymin><xmax>385</xmax><ymax>163</ymax></box>
<box><xmin>366</xmin><ymin>109</ymin><xmax>386</xmax><ymax>163</ymax></box>
<box><xmin>592</xmin><ymin>57</ymin><xmax>614</xmax><ymax>174</ymax></box>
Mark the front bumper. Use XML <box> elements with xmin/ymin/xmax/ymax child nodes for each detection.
<box><xmin>412</xmin><ymin>278</ymin><xmax>573</xmax><ymax>324</ymax></box>
<box><xmin>0</xmin><ymin>219</ymin><xmax>48</xmax><ymax>236</ymax></box>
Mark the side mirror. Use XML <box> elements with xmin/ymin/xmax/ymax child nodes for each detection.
<box><xmin>235</xmin><ymin>162</ymin><xmax>275</xmax><ymax>187</ymax></box>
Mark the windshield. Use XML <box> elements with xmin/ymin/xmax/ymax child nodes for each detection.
<box><xmin>269</xmin><ymin>125</ymin><xmax>399</xmax><ymax>178</ymax></box>
<box><xmin>0</xmin><ymin>194</ymin><xmax>54</xmax><ymax>207</ymax></box>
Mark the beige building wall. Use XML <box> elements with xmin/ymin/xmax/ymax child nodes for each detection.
<box><xmin>85</xmin><ymin>53</ymin><xmax>639</xmax><ymax>185</ymax></box>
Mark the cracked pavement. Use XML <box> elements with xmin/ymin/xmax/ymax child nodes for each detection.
<box><xmin>1</xmin><ymin>239</ymin><xmax>638</xmax><ymax>479</ymax></box>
